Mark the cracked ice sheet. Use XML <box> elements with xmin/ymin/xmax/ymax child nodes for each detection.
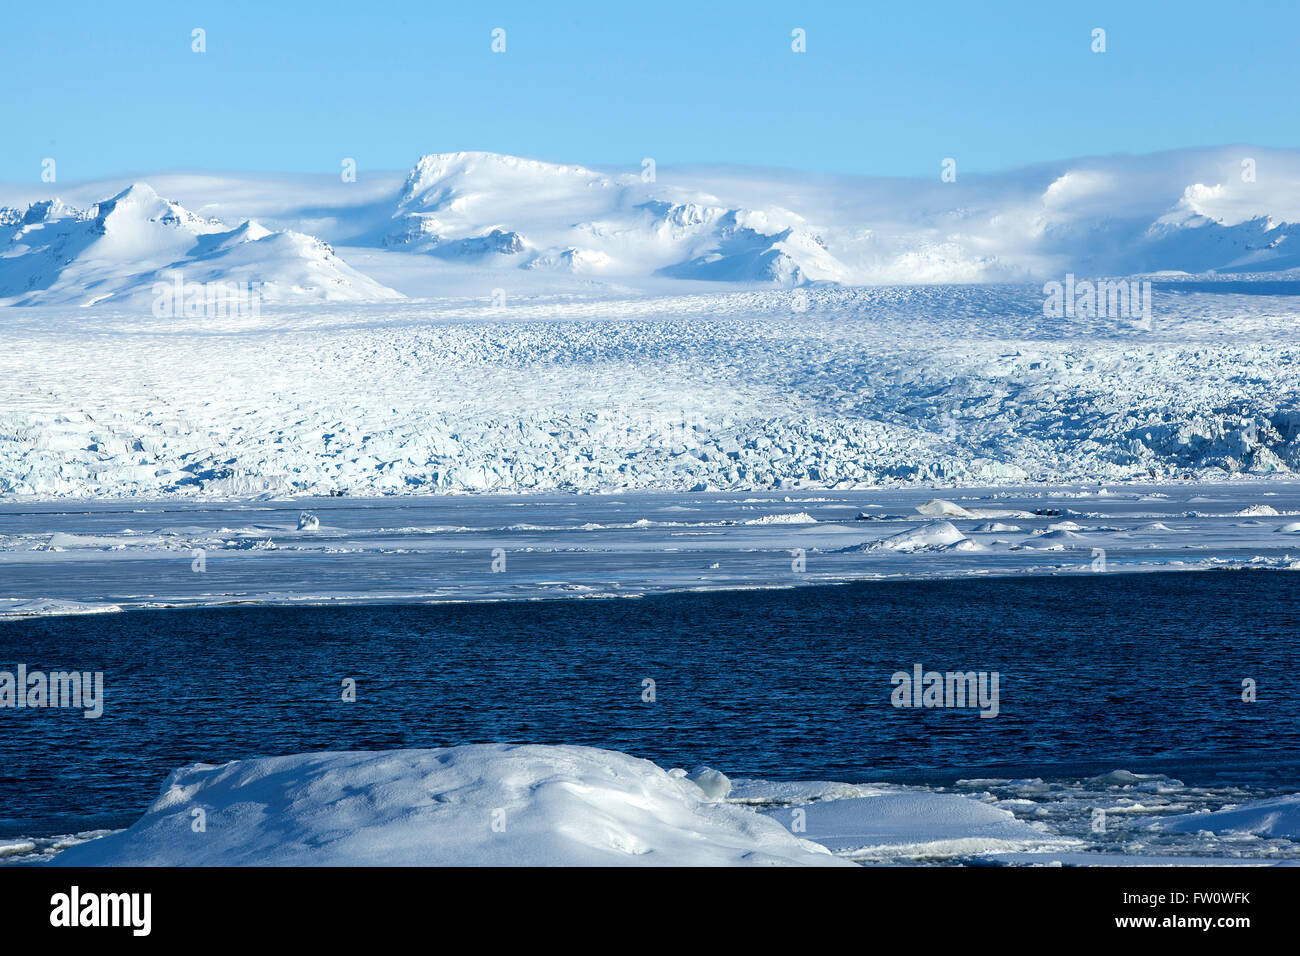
<box><xmin>4</xmin><ymin>286</ymin><xmax>1300</xmax><ymax>500</ymax></box>
<box><xmin>1</xmin><ymin>481</ymin><xmax>1299</xmax><ymax>618</ymax></box>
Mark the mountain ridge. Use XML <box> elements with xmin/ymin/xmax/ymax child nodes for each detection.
<box><xmin>5</xmin><ymin>146</ymin><xmax>1300</xmax><ymax>306</ymax></box>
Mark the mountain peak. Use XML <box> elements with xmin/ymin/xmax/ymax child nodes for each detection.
<box><xmin>400</xmin><ymin>151</ymin><xmax>614</xmax><ymax>208</ymax></box>
<box><xmin>93</xmin><ymin>183</ymin><xmax>217</xmax><ymax>236</ymax></box>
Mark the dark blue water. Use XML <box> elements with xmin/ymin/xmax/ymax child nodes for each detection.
<box><xmin>2</xmin><ymin>570</ymin><xmax>1299</xmax><ymax>839</ymax></box>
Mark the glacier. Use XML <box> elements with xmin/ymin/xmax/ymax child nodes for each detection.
<box><xmin>1</xmin><ymin>284</ymin><xmax>1298</xmax><ymax>499</ymax></box>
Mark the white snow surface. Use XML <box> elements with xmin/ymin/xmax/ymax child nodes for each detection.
<box><xmin>49</xmin><ymin>744</ymin><xmax>847</xmax><ymax>866</ymax></box>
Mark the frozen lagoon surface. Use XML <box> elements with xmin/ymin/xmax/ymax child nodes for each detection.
<box><xmin>2</xmin><ymin>482</ymin><xmax>1300</xmax><ymax>616</ymax></box>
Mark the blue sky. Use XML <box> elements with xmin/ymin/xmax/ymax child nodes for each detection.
<box><xmin>3</xmin><ymin>0</ymin><xmax>1297</xmax><ymax>183</ymax></box>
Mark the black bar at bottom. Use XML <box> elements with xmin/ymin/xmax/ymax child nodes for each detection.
<box><xmin>0</xmin><ymin>864</ymin><xmax>1288</xmax><ymax>942</ymax></box>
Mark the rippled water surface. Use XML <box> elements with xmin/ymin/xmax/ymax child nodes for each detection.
<box><xmin>2</xmin><ymin>570</ymin><xmax>1298</xmax><ymax>859</ymax></box>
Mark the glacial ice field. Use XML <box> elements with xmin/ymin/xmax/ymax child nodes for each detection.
<box><xmin>3</xmin><ymin>283</ymin><xmax>1300</xmax><ymax>501</ymax></box>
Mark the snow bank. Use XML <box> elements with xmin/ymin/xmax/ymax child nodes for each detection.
<box><xmin>49</xmin><ymin>745</ymin><xmax>849</xmax><ymax>867</ymax></box>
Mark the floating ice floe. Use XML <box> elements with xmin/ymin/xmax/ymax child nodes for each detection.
<box><xmin>0</xmin><ymin>598</ymin><xmax>123</xmax><ymax>620</ymax></box>
<box><xmin>743</xmin><ymin>512</ymin><xmax>816</xmax><ymax>525</ymax></box>
<box><xmin>760</xmin><ymin>794</ymin><xmax>1081</xmax><ymax>862</ymax></box>
<box><xmin>727</xmin><ymin>779</ymin><xmax>887</xmax><ymax>805</ymax></box>
<box><xmin>1152</xmin><ymin>795</ymin><xmax>1300</xmax><ymax>840</ymax></box>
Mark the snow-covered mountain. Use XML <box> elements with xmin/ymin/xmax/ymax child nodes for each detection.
<box><xmin>373</xmin><ymin>147</ymin><xmax>1300</xmax><ymax>287</ymax></box>
<box><xmin>0</xmin><ymin>183</ymin><xmax>401</xmax><ymax>306</ymax></box>
<box><xmin>4</xmin><ymin>145</ymin><xmax>1300</xmax><ymax>305</ymax></box>
<box><xmin>381</xmin><ymin>151</ymin><xmax>848</xmax><ymax>284</ymax></box>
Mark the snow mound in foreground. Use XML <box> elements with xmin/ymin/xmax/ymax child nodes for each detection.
<box><xmin>1152</xmin><ymin>795</ymin><xmax>1300</xmax><ymax>839</ymax></box>
<box><xmin>49</xmin><ymin>745</ymin><xmax>848</xmax><ymax>867</ymax></box>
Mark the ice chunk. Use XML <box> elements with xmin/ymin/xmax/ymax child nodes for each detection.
<box><xmin>1153</xmin><ymin>795</ymin><xmax>1300</xmax><ymax>839</ymax></box>
<box><xmin>916</xmin><ymin>499</ymin><xmax>975</xmax><ymax>518</ymax></box>
<box><xmin>743</xmin><ymin>512</ymin><xmax>816</xmax><ymax>525</ymax></box>
<box><xmin>971</xmin><ymin>521</ymin><xmax>1022</xmax><ymax>533</ymax></box>
<box><xmin>685</xmin><ymin>766</ymin><xmax>731</xmax><ymax>800</ymax></box>
<box><xmin>762</xmin><ymin>794</ymin><xmax>1077</xmax><ymax>861</ymax></box>
<box><xmin>869</xmin><ymin>521</ymin><xmax>969</xmax><ymax>552</ymax></box>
